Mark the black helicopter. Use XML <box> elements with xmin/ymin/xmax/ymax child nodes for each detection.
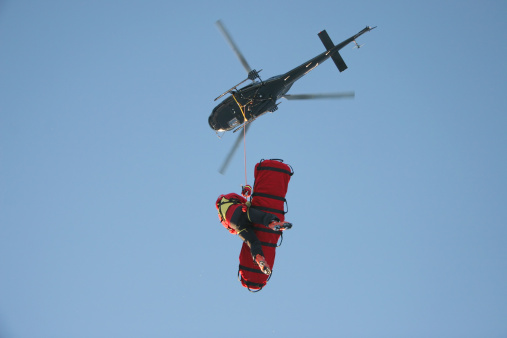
<box><xmin>210</xmin><ymin>20</ymin><xmax>376</xmax><ymax>173</ymax></box>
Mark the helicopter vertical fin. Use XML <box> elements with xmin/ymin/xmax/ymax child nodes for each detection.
<box><xmin>318</xmin><ymin>30</ymin><xmax>348</xmax><ymax>72</ymax></box>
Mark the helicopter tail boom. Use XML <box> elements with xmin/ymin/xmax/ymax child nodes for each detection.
<box><xmin>318</xmin><ymin>30</ymin><xmax>348</xmax><ymax>72</ymax></box>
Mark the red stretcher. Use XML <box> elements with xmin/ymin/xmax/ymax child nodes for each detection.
<box><xmin>238</xmin><ymin>159</ymin><xmax>293</xmax><ymax>291</ymax></box>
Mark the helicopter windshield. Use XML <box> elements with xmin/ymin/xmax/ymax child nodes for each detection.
<box><xmin>228</xmin><ymin>117</ymin><xmax>240</xmax><ymax>128</ymax></box>
<box><xmin>239</xmin><ymin>81</ymin><xmax>260</xmax><ymax>90</ymax></box>
<box><xmin>266</xmin><ymin>75</ymin><xmax>282</xmax><ymax>81</ymax></box>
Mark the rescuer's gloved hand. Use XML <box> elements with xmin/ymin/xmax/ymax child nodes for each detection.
<box><xmin>241</xmin><ymin>185</ymin><xmax>252</xmax><ymax>198</ymax></box>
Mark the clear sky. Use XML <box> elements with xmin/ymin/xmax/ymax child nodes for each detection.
<box><xmin>1</xmin><ymin>1</ymin><xmax>506</xmax><ymax>337</ymax></box>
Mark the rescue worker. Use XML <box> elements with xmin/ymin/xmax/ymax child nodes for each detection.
<box><xmin>216</xmin><ymin>184</ymin><xmax>292</xmax><ymax>275</ymax></box>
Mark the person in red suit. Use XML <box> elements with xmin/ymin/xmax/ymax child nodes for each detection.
<box><xmin>215</xmin><ymin>185</ymin><xmax>292</xmax><ymax>275</ymax></box>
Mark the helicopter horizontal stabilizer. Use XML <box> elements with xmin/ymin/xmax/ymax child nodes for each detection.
<box><xmin>318</xmin><ymin>30</ymin><xmax>348</xmax><ymax>72</ymax></box>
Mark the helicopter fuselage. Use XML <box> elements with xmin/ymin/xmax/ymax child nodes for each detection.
<box><xmin>208</xmin><ymin>76</ymin><xmax>290</xmax><ymax>132</ymax></box>
<box><xmin>208</xmin><ymin>26</ymin><xmax>375</xmax><ymax>132</ymax></box>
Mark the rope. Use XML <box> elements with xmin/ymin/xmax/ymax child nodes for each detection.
<box><xmin>232</xmin><ymin>93</ymin><xmax>249</xmax><ymax>186</ymax></box>
<box><xmin>243</xmin><ymin>123</ymin><xmax>247</xmax><ymax>186</ymax></box>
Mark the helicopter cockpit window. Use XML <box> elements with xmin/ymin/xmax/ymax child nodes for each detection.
<box><xmin>267</xmin><ymin>75</ymin><xmax>282</xmax><ymax>81</ymax></box>
<box><xmin>228</xmin><ymin>117</ymin><xmax>240</xmax><ymax>127</ymax></box>
<box><xmin>239</xmin><ymin>83</ymin><xmax>255</xmax><ymax>90</ymax></box>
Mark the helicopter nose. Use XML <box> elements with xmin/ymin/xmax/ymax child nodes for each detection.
<box><xmin>208</xmin><ymin>114</ymin><xmax>214</xmax><ymax>129</ymax></box>
<box><xmin>208</xmin><ymin>113</ymin><xmax>218</xmax><ymax>130</ymax></box>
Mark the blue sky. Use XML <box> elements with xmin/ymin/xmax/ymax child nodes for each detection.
<box><xmin>1</xmin><ymin>1</ymin><xmax>506</xmax><ymax>337</ymax></box>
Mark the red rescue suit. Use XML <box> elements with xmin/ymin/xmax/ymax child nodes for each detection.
<box><xmin>216</xmin><ymin>192</ymin><xmax>278</xmax><ymax>260</ymax></box>
<box><xmin>215</xmin><ymin>193</ymin><xmax>247</xmax><ymax>234</ymax></box>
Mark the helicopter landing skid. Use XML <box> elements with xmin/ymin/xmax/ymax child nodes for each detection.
<box><xmin>215</xmin><ymin>130</ymin><xmax>226</xmax><ymax>139</ymax></box>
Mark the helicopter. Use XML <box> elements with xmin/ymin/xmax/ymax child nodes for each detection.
<box><xmin>210</xmin><ymin>20</ymin><xmax>376</xmax><ymax>173</ymax></box>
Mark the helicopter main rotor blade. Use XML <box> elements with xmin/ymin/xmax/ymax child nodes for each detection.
<box><xmin>218</xmin><ymin>125</ymin><xmax>250</xmax><ymax>175</ymax></box>
<box><xmin>282</xmin><ymin>92</ymin><xmax>355</xmax><ymax>100</ymax></box>
<box><xmin>216</xmin><ymin>20</ymin><xmax>252</xmax><ymax>74</ymax></box>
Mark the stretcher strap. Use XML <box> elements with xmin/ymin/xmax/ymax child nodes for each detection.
<box><xmin>252</xmin><ymin>192</ymin><xmax>286</xmax><ymax>202</ymax></box>
<box><xmin>252</xmin><ymin>225</ymin><xmax>280</xmax><ymax>234</ymax></box>
<box><xmin>251</xmin><ymin>205</ymin><xmax>286</xmax><ymax>215</ymax></box>
<box><xmin>239</xmin><ymin>265</ymin><xmax>263</xmax><ymax>274</ymax></box>
<box><xmin>257</xmin><ymin>166</ymin><xmax>293</xmax><ymax>176</ymax></box>
<box><xmin>238</xmin><ymin>268</ymin><xmax>271</xmax><ymax>293</ymax></box>
<box><xmin>260</xmin><ymin>241</ymin><xmax>277</xmax><ymax>248</ymax></box>
<box><xmin>251</xmin><ymin>192</ymin><xmax>289</xmax><ymax>214</ymax></box>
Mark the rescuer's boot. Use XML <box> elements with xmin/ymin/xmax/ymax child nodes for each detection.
<box><xmin>254</xmin><ymin>254</ymin><xmax>271</xmax><ymax>275</ymax></box>
<box><xmin>267</xmin><ymin>220</ymin><xmax>292</xmax><ymax>231</ymax></box>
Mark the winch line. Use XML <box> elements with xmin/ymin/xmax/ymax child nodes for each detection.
<box><xmin>232</xmin><ymin>93</ymin><xmax>248</xmax><ymax>186</ymax></box>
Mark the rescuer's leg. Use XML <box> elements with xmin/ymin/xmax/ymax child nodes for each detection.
<box><xmin>229</xmin><ymin>208</ymin><xmax>264</xmax><ymax>259</ymax></box>
<box><xmin>247</xmin><ymin>208</ymin><xmax>293</xmax><ymax>231</ymax></box>
<box><xmin>267</xmin><ymin>220</ymin><xmax>292</xmax><ymax>231</ymax></box>
<box><xmin>229</xmin><ymin>208</ymin><xmax>271</xmax><ymax>275</ymax></box>
<box><xmin>254</xmin><ymin>254</ymin><xmax>271</xmax><ymax>275</ymax></box>
<box><xmin>247</xmin><ymin>207</ymin><xmax>278</xmax><ymax>226</ymax></box>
